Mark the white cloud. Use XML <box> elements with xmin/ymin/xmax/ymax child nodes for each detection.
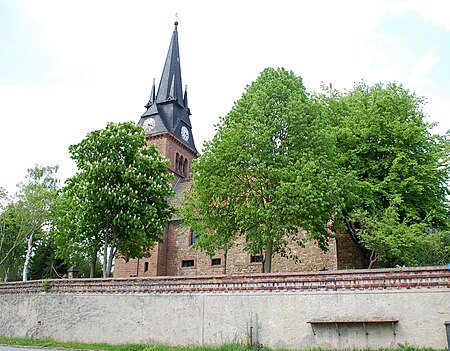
<box><xmin>409</xmin><ymin>0</ymin><xmax>450</xmax><ymax>30</ymax></box>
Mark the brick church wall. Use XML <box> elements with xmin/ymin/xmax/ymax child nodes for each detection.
<box><xmin>114</xmin><ymin>244</ymin><xmax>160</xmax><ymax>277</ymax></box>
<box><xmin>163</xmin><ymin>222</ymin><xmax>338</xmax><ymax>276</ymax></box>
<box><xmin>114</xmin><ymin>221</ymin><xmax>364</xmax><ymax>277</ymax></box>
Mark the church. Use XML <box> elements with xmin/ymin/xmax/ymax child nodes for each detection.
<box><xmin>113</xmin><ymin>22</ymin><xmax>362</xmax><ymax>278</ymax></box>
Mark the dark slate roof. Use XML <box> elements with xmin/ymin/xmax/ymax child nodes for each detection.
<box><xmin>155</xmin><ymin>21</ymin><xmax>184</xmax><ymax>107</ymax></box>
<box><xmin>138</xmin><ymin>21</ymin><xmax>197</xmax><ymax>153</ymax></box>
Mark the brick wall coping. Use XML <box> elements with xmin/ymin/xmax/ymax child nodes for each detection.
<box><xmin>1</xmin><ymin>266</ymin><xmax>448</xmax><ymax>295</ymax></box>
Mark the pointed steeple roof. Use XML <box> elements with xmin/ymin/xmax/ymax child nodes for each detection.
<box><xmin>156</xmin><ymin>21</ymin><xmax>184</xmax><ymax>107</ymax></box>
<box><xmin>183</xmin><ymin>84</ymin><xmax>190</xmax><ymax>115</ymax></box>
<box><xmin>145</xmin><ymin>78</ymin><xmax>156</xmax><ymax>109</ymax></box>
<box><xmin>138</xmin><ymin>21</ymin><xmax>197</xmax><ymax>153</ymax></box>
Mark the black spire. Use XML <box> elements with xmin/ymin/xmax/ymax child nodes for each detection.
<box><xmin>183</xmin><ymin>85</ymin><xmax>190</xmax><ymax>114</ymax></box>
<box><xmin>145</xmin><ymin>78</ymin><xmax>156</xmax><ymax>109</ymax></box>
<box><xmin>156</xmin><ymin>21</ymin><xmax>184</xmax><ymax>107</ymax></box>
<box><xmin>139</xmin><ymin>21</ymin><xmax>197</xmax><ymax>153</ymax></box>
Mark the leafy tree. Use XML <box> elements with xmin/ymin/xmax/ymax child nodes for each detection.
<box><xmin>28</xmin><ymin>239</ymin><xmax>68</xmax><ymax>280</ymax></box>
<box><xmin>0</xmin><ymin>192</ymin><xmax>26</xmax><ymax>282</ymax></box>
<box><xmin>182</xmin><ymin>68</ymin><xmax>348</xmax><ymax>272</ymax></box>
<box><xmin>0</xmin><ymin>166</ymin><xmax>59</xmax><ymax>281</ymax></box>
<box><xmin>53</xmin><ymin>122</ymin><xmax>174</xmax><ymax>278</ymax></box>
<box><xmin>18</xmin><ymin>165</ymin><xmax>60</xmax><ymax>280</ymax></box>
<box><xmin>319</xmin><ymin>82</ymin><xmax>450</xmax><ymax>268</ymax></box>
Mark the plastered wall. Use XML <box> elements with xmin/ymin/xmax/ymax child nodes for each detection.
<box><xmin>1</xmin><ymin>267</ymin><xmax>449</xmax><ymax>349</ymax></box>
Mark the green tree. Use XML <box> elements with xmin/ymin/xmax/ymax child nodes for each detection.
<box><xmin>18</xmin><ymin>165</ymin><xmax>60</xmax><ymax>281</ymax></box>
<box><xmin>0</xmin><ymin>166</ymin><xmax>59</xmax><ymax>281</ymax></box>
<box><xmin>182</xmin><ymin>68</ymin><xmax>348</xmax><ymax>272</ymax></box>
<box><xmin>0</xmin><ymin>191</ymin><xmax>26</xmax><ymax>282</ymax></box>
<box><xmin>28</xmin><ymin>239</ymin><xmax>68</xmax><ymax>280</ymax></box>
<box><xmin>53</xmin><ymin>122</ymin><xmax>174</xmax><ymax>278</ymax></box>
<box><xmin>319</xmin><ymin>82</ymin><xmax>450</xmax><ymax>268</ymax></box>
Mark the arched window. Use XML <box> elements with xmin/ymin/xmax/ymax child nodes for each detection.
<box><xmin>175</xmin><ymin>153</ymin><xmax>179</xmax><ymax>172</ymax></box>
<box><xmin>183</xmin><ymin>159</ymin><xmax>188</xmax><ymax>177</ymax></box>
<box><xmin>179</xmin><ymin>156</ymin><xmax>184</xmax><ymax>176</ymax></box>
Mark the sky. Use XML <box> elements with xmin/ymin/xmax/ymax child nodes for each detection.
<box><xmin>1</xmin><ymin>0</ymin><xmax>450</xmax><ymax>195</ymax></box>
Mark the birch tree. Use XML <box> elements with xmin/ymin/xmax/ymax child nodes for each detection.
<box><xmin>0</xmin><ymin>166</ymin><xmax>59</xmax><ymax>281</ymax></box>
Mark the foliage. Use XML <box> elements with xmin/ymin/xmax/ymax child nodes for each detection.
<box><xmin>41</xmin><ymin>279</ymin><xmax>51</xmax><ymax>292</ymax></box>
<box><xmin>28</xmin><ymin>239</ymin><xmax>68</xmax><ymax>280</ymax></box>
<box><xmin>352</xmin><ymin>205</ymin><xmax>447</xmax><ymax>267</ymax></box>
<box><xmin>52</xmin><ymin>122</ymin><xmax>174</xmax><ymax>278</ymax></box>
<box><xmin>183</xmin><ymin>68</ymin><xmax>348</xmax><ymax>272</ymax></box>
<box><xmin>0</xmin><ymin>165</ymin><xmax>59</xmax><ymax>281</ymax></box>
<box><xmin>318</xmin><ymin>82</ymin><xmax>450</xmax><ymax>268</ymax></box>
<box><xmin>0</xmin><ymin>195</ymin><xmax>25</xmax><ymax>281</ymax></box>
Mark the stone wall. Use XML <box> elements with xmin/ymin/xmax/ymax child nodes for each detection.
<box><xmin>116</xmin><ymin>221</ymin><xmax>340</xmax><ymax>278</ymax></box>
<box><xmin>2</xmin><ymin>266</ymin><xmax>449</xmax><ymax>349</ymax></box>
<box><xmin>335</xmin><ymin>230</ymin><xmax>366</xmax><ymax>269</ymax></box>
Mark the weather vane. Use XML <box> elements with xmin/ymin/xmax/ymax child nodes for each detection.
<box><xmin>175</xmin><ymin>12</ymin><xmax>179</xmax><ymax>22</ymax></box>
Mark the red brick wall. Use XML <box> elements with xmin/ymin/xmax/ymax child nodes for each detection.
<box><xmin>4</xmin><ymin>266</ymin><xmax>449</xmax><ymax>295</ymax></box>
<box><xmin>147</xmin><ymin>133</ymin><xmax>197</xmax><ymax>181</ymax></box>
<box><xmin>114</xmin><ymin>244</ymin><xmax>160</xmax><ymax>277</ymax></box>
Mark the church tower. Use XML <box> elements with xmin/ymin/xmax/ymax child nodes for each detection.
<box><xmin>113</xmin><ymin>21</ymin><xmax>199</xmax><ymax>278</ymax></box>
<box><xmin>138</xmin><ymin>21</ymin><xmax>198</xmax><ymax>181</ymax></box>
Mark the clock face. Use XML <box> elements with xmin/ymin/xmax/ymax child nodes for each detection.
<box><xmin>181</xmin><ymin>126</ymin><xmax>189</xmax><ymax>141</ymax></box>
<box><xmin>142</xmin><ymin>118</ymin><xmax>155</xmax><ymax>133</ymax></box>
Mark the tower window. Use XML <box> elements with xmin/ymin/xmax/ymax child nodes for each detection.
<box><xmin>179</xmin><ymin>156</ymin><xmax>184</xmax><ymax>176</ymax></box>
<box><xmin>175</xmin><ymin>153</ymin><xmax>179</xmax><ymax>172</ymax></box>
<box><xmin>144</xmin><ymin>262</ymin><xmax>149</xmax><ymax>272</ymax></box>
<box><xmin>183</xmin><ymin>159</ymin><xmax>188</xmax><ymax>177</ymax></box>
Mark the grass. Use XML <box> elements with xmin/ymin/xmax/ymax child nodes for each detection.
<box><xmin>0</xmin><ymin>336</ymin><xmax>446</xmax><ymax>351</ymax></box>
<box><xmin>0</xmin><ymin>335</ymin><xmax>267</xmax><ymax>351</ymax></box>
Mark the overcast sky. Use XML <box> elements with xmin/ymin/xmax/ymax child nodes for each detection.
<box><xmin>1</xmin><ymin>0</ymin><xmax>449</xmax><ymax>195</ymax></box>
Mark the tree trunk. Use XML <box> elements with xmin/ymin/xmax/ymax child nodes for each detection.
<box><xmin>22</xmin><ymin>233</ymin><xmax>33</xmax><ymax>281</ymax></box>
<box><xmin>105</xmin><ymin>229</ymin><xmax>117</xmax><ymax>278</ymax></box>
<box><xmin>223</xmin><ymin>249</ymin><xmax>228</xmax><ymax>274</ymax></box>
<box><xmin>102</xmin><ymin>231</ymin><xmax>108</xmax><ymax>278</ymax></box>
<box><xmin>263</xmin><ymin>240</ymin><xmax>273</xmax><ymax>273</ymax></box>
<box><xmin>106</xmin><ymin>247</ymin><xmax>116</xmax><ymax>278</ymax></box>
<box><xmin>90</xmin><ymin>253</ymin><xmax>97</xmax><ymax>278</ymax></box>
<box><xmin>4</xmin><ymin>267</ymin><xmax>9</xmax><ymax>282</ymax></box>
<box><xmin>367</xmin><ymin>250</ymin><xmax>378</xmax><ymax>269</ymax></box>
<box><xmin>345</xmin><ymin>218</ymin><xmax>371</xmax><ymax>268</ymax></box>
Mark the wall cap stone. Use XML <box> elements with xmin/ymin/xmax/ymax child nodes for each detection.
<box><xmin>1</xmin><ymin>266</ymin><xmax>448</xmax><ymax>295</ymax></box>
